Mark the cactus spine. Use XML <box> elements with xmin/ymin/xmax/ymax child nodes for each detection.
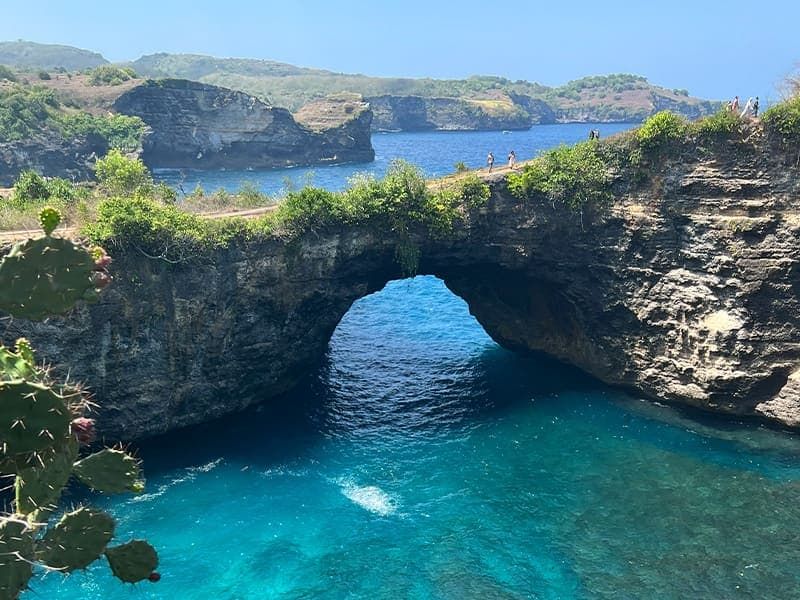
<box><xmin>0</xmin><ymin>208</ymin><xmax>158</xmax><ymax>598</ymax></box>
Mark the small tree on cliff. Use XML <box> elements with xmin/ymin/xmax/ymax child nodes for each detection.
<box><xmin>0</xmin><ymin>207</ymin><xmax>159</xmax><ymax>598</ymax></box>
<box><xmin>94</xmin><ymin>149</ymin><xmax>152</xmax><ymax>196</ymax></box>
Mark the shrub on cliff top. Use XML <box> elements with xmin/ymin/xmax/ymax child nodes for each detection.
<box><xmin>83</xmin><ymin>195</ymin><xmax>248</xmax><ymax>258</ymax></box>
<box><xmin>762</xmin><ymin>95</ymin><xmax>800</xmax><ymax>144</ymax></box>
<box><xmin>693</xmin><ymin>109</ymin><xmax>744</xmax><ymax>142</ymax></box>
<box><xmin>635</xmin><ymin>110</ymin><xmax>689</xmax><ymax>152</ymax></box>
<box><xmin>88</xmin><ymin>65</ymin><xmax>137</xmax><ymax>86</ymax></box>
<box><xmin>94</xmin><ymin>149</ymin><xmax>152</xmax><ymax>195</ymax></box>
<box><xmin>507</xmin><ymin>141</ymin><xmax>612</xmax><ymax>211</ymax></box>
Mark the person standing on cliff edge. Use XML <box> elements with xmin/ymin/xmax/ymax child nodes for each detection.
<box><xmin>487</xmin><ymin>152</ymin><xmax>495</xmax><ymax>172</ymax></box>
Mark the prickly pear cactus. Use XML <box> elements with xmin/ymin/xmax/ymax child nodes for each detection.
<box><xmin>0</xmin><ymin>380</ymin><xmax>72</xmax><ymax>460</ymax></box>
<box><xmin>73</xmin><ymin>448</ymin><xmax>145</xmax><ymax>494</ymax></box>
<box><xmin>0</xmin><ymin>209</ymin><xmax>158</xmax><ymax>598</ymax></box>
<box><xmin>0</xmin><ymin>518</ymin><xmax>34</xmax><ymax>599</ymax></box>
<box><xmin>37</xmin><ymin>206</ymin><xmax>60</xmax><ymax>236</ymax></box>
<box><xmin>105</xmin><ymin>540</ymin><xmax>159</xmax><ymax>583</ymax></box>
<box><xmin>0</xmin><ymin>207</ymin><xmax>113</xmax><ymax>321</ymax></box>
<box><xmin>38</xmin><ymin>508</ymin><xmax>116</xmax><ymax>572</ymax></box>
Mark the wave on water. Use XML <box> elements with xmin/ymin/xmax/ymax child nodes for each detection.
<box><xmin>131</xmin><ymin>458</ymin><xmax>224</xmax><ymax>503</ymax></box>
<box><xmin>339</xmin><ymin>479</ymin><xmax>397</xmax><ymax>516</ymax></box>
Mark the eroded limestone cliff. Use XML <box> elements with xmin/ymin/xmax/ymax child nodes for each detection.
<box><xmin>5</xmin><ymin>133</ymin><xmax>800</xmax><ymax>439</ymax></box>
<box><xmin>114</xmin><ymin>80</ymin><xmax>374</xmax><ymax>169</ymax></box>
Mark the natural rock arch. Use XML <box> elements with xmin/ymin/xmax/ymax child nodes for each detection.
<box><xmin>7</xmin><ymin>147</ymin><xmax>800</xmax><ymax>438</ymax></box>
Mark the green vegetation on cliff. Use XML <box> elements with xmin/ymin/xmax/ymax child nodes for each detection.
<box><xmin>82</xmin><ymin>160</ymin><xmax>489</xmax><ymax>272</ymax></box>
<box><xmin>0</xmin><ymin>82</ymin><xmax>145</xmax><ymax>148</ymax></box>
<box><xmin>762</xmin><ymin>95</ymin><xmax>800</xmax><ymax>144</ymax></box>
<box><xmin>88</xmin><ymin>65</ymin><xmax>137</xmax><ymax>86</ymax></box>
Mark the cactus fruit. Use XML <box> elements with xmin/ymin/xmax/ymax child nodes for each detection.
<box><xmin>37</xmin><ymin>508</ymin><xmax>115</xmax><ymax>572</ymax></box>
<box><xmin>73</xmin><ymin>449</ymin><xmax>144</xmax><ymax>494</ymax></box>
<box><xmin>0</xmin><ymin>380</ymin><xmax>72</xmax><ymax>460</ymax></box>
<box><xmin>70</xmin><ymin>417</ymin><xmax>96</xmax><ymax>446</ymax></box>
<box><xmin>14</xmin><ymin>437</ymin><xmax>78</xmax><ymax>517</ymax></box>
<box><xmin>0</xmin><ymin>517</ymin><xmax>34</xmax><ymax>599</ymax></box>
<box><xmin>105</xmin><ymin>540</ymin><xmax>158</xmax><ymax>584</ymax></box>
<box><xmin>37</xmin><ymin>207</ymin><xmax>61</xmax><ymax>237</ymax></box>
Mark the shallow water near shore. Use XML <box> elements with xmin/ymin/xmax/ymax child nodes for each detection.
<box><xmin>154</xmin><ymin>123</ymin><xmax>632</xmax><ymax>195</ymax></box>
<box><xmin>37</xmin><ymin>276</ymin><xmax>800</xmax><ymax>599</ymax></box>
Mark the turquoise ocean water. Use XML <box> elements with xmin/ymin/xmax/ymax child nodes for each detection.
<box><xmin>35</xmin><ymin>126</ymin><xmax>800</xmax><ymax>599</ymax></box>
<box><xmin>38</xmin><ymin>277</ymin><xmax>800</xmax><ymax>599</ymax></box>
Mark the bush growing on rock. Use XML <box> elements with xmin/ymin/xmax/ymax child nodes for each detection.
<box><xmin>88</xmin><ymin>65</ymin><xmax>137</xmax><ymax>86</ymax></box>
<box><xmin>11</xmin><ymin>171</ymin><xmax>50</xmax><ymax>203</ymax></box>
<box><xmin>94</xmin><ymin>149</ymin><xmax>152</xmax><ymax>195</ymax></box>
<box><xmin>694</xmin><ymin>109</ymin><xmax>744</xmax><ymax>142</ymax></box>
<box><xmin>635</xmin><ymin>110</ymin><xmax>689</xmax><ymax>152</ymax></box>
<box><xmin>762</xmin><ymin>95</ymin><xmax>800</xmax><ymax>144</ymax></box>
<box><xmin>507</xmin><ymin>141</ymin><xmax>612</xmax><ymax>211</ymax></box>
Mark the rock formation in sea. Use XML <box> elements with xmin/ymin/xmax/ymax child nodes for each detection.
<box><xmin>113</xmin><ymin>80</ymin><xmax>375</xmax><ymax>169</ymax></box>
<box><xmin>366</xmin><ymin>95</ymin><xmax>535</xmax><ymax>132</ymax></box>
<box><xmin>5</xmin><ymin>130</ymin><xmax>800</xmax><ymax>439</ymax></box>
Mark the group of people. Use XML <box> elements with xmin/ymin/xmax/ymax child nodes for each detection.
<box><xmin>727</xmin><ymin>95</ymin><xmax>760</xmax><ymax>118</ymax></box>
<box><xmin>486</xmin><ymin>150</ymin><xmax>516</xmax><ymax>172</ymax></box>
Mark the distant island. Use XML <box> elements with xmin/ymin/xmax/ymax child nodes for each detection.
<box><xmin>1</xmin><ymin>41</ymin><xmax>720</xmax><ymax>133</ymax></box>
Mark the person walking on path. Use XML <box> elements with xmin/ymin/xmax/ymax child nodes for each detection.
<box><xmin>740</xmin><ymin>97</ymin><xmax>753</xmax><ymax>118</ymax></box>
<box><xmin>487</xmin><ymin>152</ymin><xmax>495</xmax><ymax>172</ymax></box>
<box><xmin>508</xmin><ymin>150</ymin><xmax>517</xmax><ymax>169</ymax></box>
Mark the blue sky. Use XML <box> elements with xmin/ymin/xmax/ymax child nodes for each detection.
<box><xmin>1</xmin><ymin>0</ymin><xmax>797</xmax><ymax>101</ymax></box>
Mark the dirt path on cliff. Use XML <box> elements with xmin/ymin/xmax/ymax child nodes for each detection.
<box><xmin>0</xmin><ymin>205</ymin><xmax>282</xmax><ymax>244</ymax></box>
<box><xmin>0</xmin><ymin>165</ymin><xmax>523</xmax><ymax>244</ymax></box>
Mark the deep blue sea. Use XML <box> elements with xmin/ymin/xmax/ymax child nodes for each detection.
<box><xmin>36</xmin><ymin>127</ymin><xmax>800</xmax><ymax>599</ymax></box>
<box><xmin>154</xmin><ymin>123</ymin><xmax>632</xmax><ymax>195</ymax></box>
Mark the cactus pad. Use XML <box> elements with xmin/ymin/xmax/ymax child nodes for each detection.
<box><xmin>73</xmin><ymin>449</ymin><xmax>144</xmax><ymax>494</ymax></box>
<box><xmin>37</xmin><ymin>508</ymin><xmax>115</xmax><ymax>572</ymax></box>
<box><xmin>15</xmin><ymin>436</ymin><xmax>78</xmax><ymax>516</ymax></box>
<box><xmin>0</xmin><ymin>344</ymin><xmax>38</xmax><ymax>382</ymax></box>
<box><xmin>0</xmin><ymin>517</ymin><xmax>34</xmax><ymax>599</ymax></box>
<box><xmin>0</xmin><ymin>380</ymin><xmax>72</xmax><ymax>459</ymax></box>
<box><xmin>38</xmin><ymin>207</ymin><xmax>61</xmax><ymax>237</ymax></box>
<box><xmin>0</xmin><ymin>237</ymin><xmax>98</xmax><ymax>321</ymax></box>
<box><xmin>105</xmin><ymin>540</ymin><xmax>159</xmax><ymax>584</ymax></box>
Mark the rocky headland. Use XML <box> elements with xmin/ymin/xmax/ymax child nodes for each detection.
<box><xmin>113</xmin><ymin>80</ymin><xmax>374</xmax><ymax>169</ymax></box>
<box><xmin>4</xmin><ymin>125</ymin><xmax>800</xmax><ymax>440</ymax></box>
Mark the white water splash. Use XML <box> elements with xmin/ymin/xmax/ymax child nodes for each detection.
<box><xmin>340</xmin><ymin>481</ymin><xmax>397</xmax><ymax>516</ymax></box>
<box><xmin>132</xmin><ymin>458</ymin><xmax>224</xmax><ymax>503</ymax></box>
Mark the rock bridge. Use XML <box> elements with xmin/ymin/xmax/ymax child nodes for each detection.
<box><xmin>8</xmin><ymin>140</ymin><xmax>800</xmax><ymax>439</ymax></box>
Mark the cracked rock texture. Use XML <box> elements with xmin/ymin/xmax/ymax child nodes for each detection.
<box><xmin>5</xmin><ymin>134</ymin><xmax>800</xmax><ymax>439</ymax></box>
